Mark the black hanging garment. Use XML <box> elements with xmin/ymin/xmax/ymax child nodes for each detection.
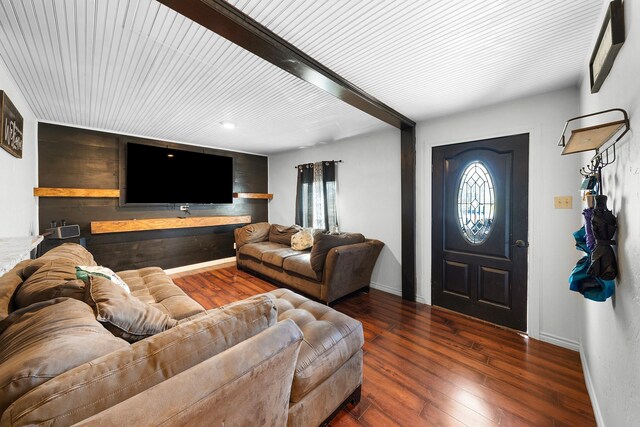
<box><xmin>588</xmin><ymin>195</ymin><xmax>618</xmax><ymax>280</ymax></box>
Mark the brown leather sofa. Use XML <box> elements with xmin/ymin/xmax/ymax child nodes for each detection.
<box><xmin>0</xmin><ymin>243</ymin><xmax>364</xmax><ymax>427</ymax></box>
<box><xmin>235</xmin><ymin>223</ymin><xmax>384</xmax><ymax>304</ymax></box>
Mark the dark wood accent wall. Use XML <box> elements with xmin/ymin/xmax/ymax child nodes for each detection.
<box><xmin>38</xmin><ymin>123</ymin><xmax>268</xmax><ymax>271</ymax></box>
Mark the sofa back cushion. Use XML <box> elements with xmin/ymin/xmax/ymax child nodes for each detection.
<box><xmin>23</xmin><ymin>243</ymin><xmax>97</xmax><ymax>278</ymax></box>
<box><xmin>0</xmin><ymin>298</ymin><xmax>128</xmax><ymax>415</ymax></box>
<box><xmin>85</xmin><ymin>275</ymin><xmax>177</xmax><ymax>343</ymax></box>
<box><xmin>1</xmin><ymin>294</ymin><xmax>277</xmax><ymax>427</ymax></box>
<box><xmin>0</xmin><ymin>260</ymin><xmax>31</xmax><ymax>322</ymax></box>
<box><xmin>309</xmin><ymin>233</ymin><xmax>365</xmax><ymax>272</ymax></box>
<box><xmin>14</xmin><ymin>259</ymin><xmax>85</xmax><ymax>309</ymax></box>
<box><xmin>235</xmin><ymin>222</ymin><xmax>271</xmax><ymax>248</ymax></box>
<box><xmin>269</xmin><ymin>224</ymin><xmax>301</xmax><ymax>246</ymax></box>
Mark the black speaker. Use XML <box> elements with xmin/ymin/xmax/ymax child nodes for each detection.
<box><xmin>47</xmin><ymin>224</ymin><xmax>81</xmax><ymax>239</ymax></box>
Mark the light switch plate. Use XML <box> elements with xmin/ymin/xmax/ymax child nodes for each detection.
<box><xmin>554</xmin><ymin>196</ymin><xmax>573</xmax><ymax>209</ymax></box>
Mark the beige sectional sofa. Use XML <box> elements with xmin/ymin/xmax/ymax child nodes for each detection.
<box><xmin>0</xmin><ymin>243</ymin><xmax>364</xmax><ymax>426</ymax></box>
<box><xmin>235</xmin><ymin>223</ymin><xmax>384</xmax><ymax>304</ymax></box>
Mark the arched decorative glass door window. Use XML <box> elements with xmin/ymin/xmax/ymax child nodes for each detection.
<box><xmin>456</xmin><ymin>161</ymin><xmax>495</xmax><ymax>244</ymax></box>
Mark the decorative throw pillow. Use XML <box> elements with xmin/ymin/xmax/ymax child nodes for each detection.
<box><xmin>84</xmin><ymin>275</ymin><xmax>177</xmax><ymax>343</ymax></box>
<box><xmin>268</xmin><ymin>224</ymin><xmax>301</xmax><ymax>245</ymax></box>
<box><xmin>76</xmin><ymin>265</ymin><xmax>131</xmax><ymax>294</ymax></box>
<box><xmin>14</xmin><ymin>259</ymin><xmax>86</xmax><ymax>309</ymax></box>
<box><xmin>309</xmin><ymin>232</ymin><xmax>366</xmax><ymax>272</ymax></box>
<box><xmin>0</xmin><ymin>298</ymin><xmax>128</xmax><ymax>415</ymax></box>
<box><xmin>291</xmin><ymin>228</ymin><xmax>315</xmax><ymax>251</ymax></box>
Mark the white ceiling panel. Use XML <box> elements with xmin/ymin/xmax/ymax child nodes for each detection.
<box><xmin>0</xmin><ymin>0</ymin><xmax>387</xmax><ymax>154</ymax></box>
<box><xmin>227</xmin><ymin>0</ymin><xmax>603</xmax><ymax>121</ymax></box>
<box><xmin>0</xmin><ymin>1</ymin><xmax>603</xmax><ymax>153</ymax></box>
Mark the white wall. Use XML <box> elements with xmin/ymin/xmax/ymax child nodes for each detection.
<box><xmin>268</xmin><ymin>127</ymin><xmax>402</xmax><ymax>296</ymax></box>
<box><xmin>0</xmin><ymin>59</ymin><xmax>38</xmax><ymax>238</ymax></box>
<box><xmin>417</xmin><ymin>87</ymin><xmax>584</xmax><ymax>345</ymax></box>
<box><xmin>578</xmin><ymin>1</ymin><xmax>640</xmax><ymax>425</ymax></box>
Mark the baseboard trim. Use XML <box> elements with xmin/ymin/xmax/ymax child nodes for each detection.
<box><xmin>164</xmin><ymin>257</ymin><xmax>236</xmax><ymax>275</ymax></box>
<box><xmin>370</xmin><ymin>281</ymin><xmax>427</xmax><ymax>304</ymax></box>
<box><xmin>580</xmin><ymin>343</ymin><xmax>605</xmax><ymax>427</ymax></box>
<box><xmin>539</xmin><ymin>332</ymin><xmax>580</xmax><ymax>352</ymax></box>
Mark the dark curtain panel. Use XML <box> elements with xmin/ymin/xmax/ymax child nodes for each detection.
<box><xmin>295</xmin><ymin>161</ymin><xmax>338</xmax><ymax>231</ymax></box>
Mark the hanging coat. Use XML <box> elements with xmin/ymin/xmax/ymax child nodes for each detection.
<box><xmin>588</xmin><ymin>195</ymin><xmax>618</xmax><ymax>280</ymax></box>
<box><xmin>569</xmin><ymin>227</ymin><xmax>615</xmax><ymax>302</ymax></box>
<box><xmin>582</xmin><ymin>208</ymin><xmax>596</xmax><ymax>251</ymax></box>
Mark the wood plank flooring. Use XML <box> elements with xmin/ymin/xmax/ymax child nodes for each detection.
<box><xmin>171</xmin><ymin>265</ymin><xmax>595</xmax><ymax>427</ymax></box>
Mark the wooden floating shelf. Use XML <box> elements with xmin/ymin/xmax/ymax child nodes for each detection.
<box><xmin>233</xmin><ymin>192</ymin><xmax>273</xmax><ymax>200</ymax></box>
<box><xmin>91</xmin><ymin>215</ymin><xmax>252</xmax><ymax>234</ymax></box>
<box><xmin>34</xmin><ymin>187</ymin><xmax>120</xmax><ymax>198</ymax></box>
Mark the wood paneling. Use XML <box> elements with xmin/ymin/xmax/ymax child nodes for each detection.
<box><xmin>233</xmin><ymin>192</ymin><xmax>273</xmax><ymax>199</ymax></box>
<box><xmin>91</xmin><ymin>215</ymin><xmax>251</xmax><ymax>234</ymax></box>
<box><xmin>172</xmin><ymin>266</ymin><xmax>596</xmax><ymax>427</ymax></box>
<box><xmin>34</xmin><ymin>187</ymin><xmax>120</xmax><ymax>198</ymax></box>
<box><xmin>38</xmin><ymin>123</ymin><xmax>267</xmax><ymax>271</ymax></box>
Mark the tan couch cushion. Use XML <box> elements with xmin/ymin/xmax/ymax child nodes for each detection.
<box><xmin>238</xmin><ymin>241</ymin><xmax>289</xmax><ymax>262</ymax></box>
<box><xmin>2</xmin><ymin>295</ymin><xmax>277</xmax><ymax>427</ymax></box>
<box><xmin>23</xmin><ymin>243</ymin><xmax>97</xmax><ymax>278</ymax></box>
<box><xmin>309</xmin><ymin>233</ymin><xmax>365</xmax><ymax>272</ymax></box>
<box><xmin>269</xmin><ymin>224</ymin><xmax>301</xmax><ymax>245</ymax></box>
<box><xmin>0</xmin><ymin>260</ymin><xmax>30</xmax><ymax>322</ymax></box>
<box><xmin>262</xmin><ymin>247</ymin><xmax>307</xmax><ymax>268</ymax></box>
<box><xmin>116</xmin><ymin>267</ymin><xmax>204</xmax><ymax>320</ymax></box>
<box><xmin>85</xmin><ymin>276</ymin><xmax>178</xmax><ymax>343</ymax></box>
<box><xmin>282</xmin><ymin>253</ymin><xmax>322</xmax><ymax>281</ymax></box>
<box><xmin>235</xmin><ymin>222</ymin><xmax>270</xmax><ymax>248</ymax></box>
<box><xmin>266</xmin><ymin>289</ymin><xmax>364</xmax><ymax>402</ymax></box>
<box><xmin>0</xmin><ymin>298</ymin><xmax>128</xmax><ymax>415</ymax></box>
<box><xmin>14</xmin><ymin>259</ymin><xmax>85</xmax><ymax>309</ymax></box>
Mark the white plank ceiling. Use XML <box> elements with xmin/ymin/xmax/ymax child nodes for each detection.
<box><xmin>0</xmin><ymin>0</ymin><xmax>602</xmax><ymax>154</ymax></box>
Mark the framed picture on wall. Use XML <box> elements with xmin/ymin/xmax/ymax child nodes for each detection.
<box><xmin>0</xmin><ymin>90</ymin><xmax>24</xmax><ymax>158</ymax></box>
<box><xmin>589</xmin><ymin>0</ymin><xmax>625</xmax><ymax>94</ymax></box>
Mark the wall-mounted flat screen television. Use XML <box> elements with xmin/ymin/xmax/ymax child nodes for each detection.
<box><xmin>124</xmin><ymin>142</ymin><xmax>233</xmax><ymax>204</ymax></box>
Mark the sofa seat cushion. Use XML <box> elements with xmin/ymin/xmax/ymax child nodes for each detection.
<box><xmin>116</xmin><ymin>267</ymin><xmax>204</xmax><ymax>320</ymax></box>
<box><xmin>1</xmin><ymin>295</ymin><xmax>277</xmax><ymax>427</ymax></box>
<box><xmin>85</xmin><ymin>276</ymin><xmax>178</xmax><ymax>343</ymax></box>
<box><xmin>238</xmin><ymin>241</ymin><xmax>289</xmax><ymax>262</ymax></box>
<box><xmin>282</xmin><ymin>253</ymin><xmax>322</xmax><ymax>281</ymax></box>
<box><xmin>14</xmin><ymin>259</ymin><xmax>86</xmax><ymax>309</ymax></box>
<box><xmin>0</xmin><ymin>298</ymin><xmax>128</xmax><ymax>415</ymax></box>
<box><xmin>266</xmin><ymin>289</ymin><xmax>364</xmax><ymax>402</ymax></box>
<box><xmin>262</xmin><ymin>247</ymin><xmax>308</xmax><ymax>268</ymax></box>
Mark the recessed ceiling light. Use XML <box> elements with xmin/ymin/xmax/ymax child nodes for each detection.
<box><xmin>167</xmin><ymin>154</ymin><xmax>174</xmax><ymax>158</ymax></box>
<box><xmin>221</xmin><ymin>121</ymin><xmax>236</xmax><ymax>129</ymax></box>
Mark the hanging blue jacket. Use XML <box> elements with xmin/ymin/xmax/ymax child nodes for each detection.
<box><xmin>569</xmin><ymin>227</ymin><xmax>615</xmax><ymax>302</ymax></box>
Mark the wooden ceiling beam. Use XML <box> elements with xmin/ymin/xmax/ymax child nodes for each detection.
<box><xmin>157</xmin><ymin>0</ymin><xmax>415</xmax><ymax>130</ymax></box>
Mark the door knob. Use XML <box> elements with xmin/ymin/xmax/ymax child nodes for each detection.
<box><xmin>513</xmin><ymin>240</ymin><xmax>528</xmax><ymax>248</ymax></box>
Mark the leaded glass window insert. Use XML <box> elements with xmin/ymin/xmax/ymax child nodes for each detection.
<box><xmin>456</xmin><ymin>161</ymin><xmax>495</xmax><ymax>245</ymax></box>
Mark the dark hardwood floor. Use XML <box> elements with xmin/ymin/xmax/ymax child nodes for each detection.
<box><xmin>171</xmin><ymin>265</ymin><xmax>595</xmax><ymax>427</ymax></box>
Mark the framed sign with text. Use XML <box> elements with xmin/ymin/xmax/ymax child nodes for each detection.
<box><xmin>589</xmin><ymin>0</ymin><xmax>625</xmax><ymax>94</ymax></box>
<box><xmin>0</xmin><ymin>90</ymin><xmax>23</xmax><ymax>158</ymax></box>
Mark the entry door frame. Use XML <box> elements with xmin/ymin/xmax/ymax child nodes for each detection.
<box><xmin>421</xmin><ymin>125</ymin><xmax>542</xmax><ymax>339</ymax></box>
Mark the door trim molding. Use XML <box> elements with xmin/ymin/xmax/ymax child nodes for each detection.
<box><xmin>421</xmin><ymin>124</ymin><xmax>541</xmax><ymax>339</ymax></box>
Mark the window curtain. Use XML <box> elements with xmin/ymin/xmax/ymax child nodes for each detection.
<box><xmin>295</xmin><ymin>161</ymin><xmax>338</xmax><ymax>232</ymax></box>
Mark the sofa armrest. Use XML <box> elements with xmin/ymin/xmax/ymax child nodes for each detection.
<box><xmin>2</xmin><ymin>295</ymin><xmax>277</xmax><ymax>427</ymax></box>
<box><xmin>322</xmin><ymin>239</ymin><xmax>384</xmax><ymax>303</ymax></box>
<box><xmin>75</xmin><ymin>320</ymin><xmax>303</xmax><ymax>427</ymax></box>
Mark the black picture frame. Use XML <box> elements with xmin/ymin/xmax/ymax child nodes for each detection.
<box><xmin>589</xmin><ymin>0</ymin><xmax>625</xmax><ymax>94</ymax></box>
<box><xmin>0</xmin><ymin>91</ymin><xmax>23</xmax><ymax>158</ymax></box>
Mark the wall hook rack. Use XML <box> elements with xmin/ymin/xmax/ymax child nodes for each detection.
<box><xmin>557</xmin><ymin>108</ymin><xmax>630</xmax><ymax>174</ymax></box>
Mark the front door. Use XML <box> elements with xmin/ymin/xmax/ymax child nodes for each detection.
<box><xmin>432</xmin><ymin>134</ymin><xmax>529</xmax><ymax>331</ymax></box>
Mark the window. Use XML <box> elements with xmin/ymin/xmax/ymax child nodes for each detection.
<box><xmin>295</xmin><ymin>161</ymin><xmax>338</xmax><ymax>231</ymax></box>
<box><xmin>456</xmin><ymin>161</ymin><xmax>495</xmax><ymax>244</ymax></box>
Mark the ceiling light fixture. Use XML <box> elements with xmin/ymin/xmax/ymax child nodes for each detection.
<box><xmin>221</xmin><ymin>121</ymin><xmax>236</xmax><ymax>129</ymax></box>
